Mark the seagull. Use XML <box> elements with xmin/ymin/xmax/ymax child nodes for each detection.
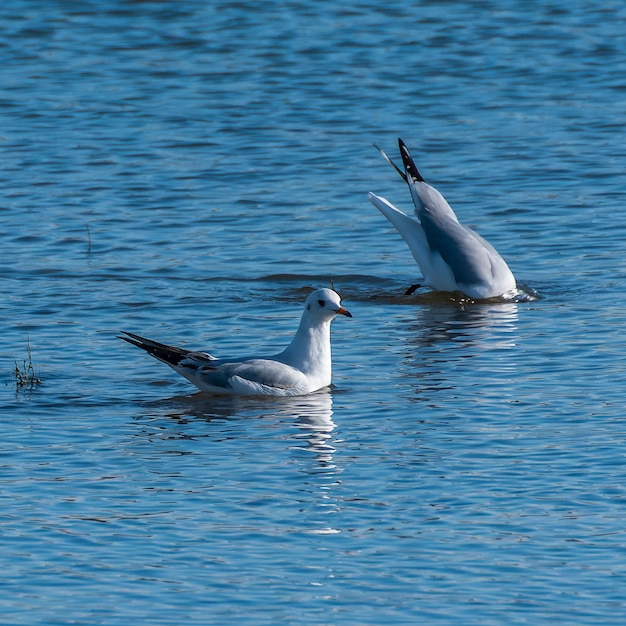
<box><xmin>119</xmin><ymin>288</ymin><xmax>352</xmax><ymax>396</ymax></box>
<box><xmin>368</xmin><ymin>139</ymin><xmax>517</xmax><ymax>300</ymax></box>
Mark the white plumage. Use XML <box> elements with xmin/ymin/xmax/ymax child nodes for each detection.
<box><xmin>369</xmin><ymin>139</ymin><xmax>516</xmax><ymax>300</ymax></box>
<box><xmin>120</xmin><ymin>288</ymin><xmax>351</xmax><ymax>396</ymax></box>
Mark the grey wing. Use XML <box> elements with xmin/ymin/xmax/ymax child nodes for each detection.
<box><xmin>193</xmin><ymin>358</ymin><xmax>307</xmax><ymax>393</ymax></box>
<box><xmin>409</xmin><ymin>180</ymin><xmax>508</xmax><ymax>286</ymax></box>
<box><xmin>409</xmin><ymin>179</ymin><xmax>459</xmax><ymax>224</ymax></box>
<box><xmin>419</xmin><ymin>213</ymin><xmax>506</xmax><ymax>286</ymax></box>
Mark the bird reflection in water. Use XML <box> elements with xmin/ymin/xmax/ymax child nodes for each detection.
<box><xmin>289</xmin><ymin>390</ymin><xmax>336</xmax><ymax>468</ymax></box>
<box><xmin>401</xmin><ymin>301</ymin><xmax>521</xmax><ymax>399</ymax></box>
<box><xmin>138</xmin><ymin>388</ymin><xmax>337</xmax><ymax>471</ymax></box>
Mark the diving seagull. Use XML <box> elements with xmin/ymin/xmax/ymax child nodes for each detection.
<box><xmin>368</xmin><ymin>139</ymin><xmax>517</xmax><ymax>299</ymax></box>
<box><xmin>119</xmin><ymin>288</ymin><xmax>352</xmax><ymax>396</ymax></box>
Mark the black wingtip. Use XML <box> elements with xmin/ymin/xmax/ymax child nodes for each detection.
<box><xmin>119</xmin><ymin>331</ymin><xmax>189</xmax><ymax>367</ymax></box>
<box><xmin>398</xmin><ymin>138</ymin><xmax>425</xmax><ymax>183</ymax></box>
<box><xmin>118</xmin><ymin>332</ymin><xmax>142</xmax><ymax>348</ymax></box>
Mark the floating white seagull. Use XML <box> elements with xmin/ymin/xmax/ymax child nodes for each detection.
<box><xmin>119</xmin><ymin>288</ymin><xmax>352</xmax><ymax>396</ymax></box>
<box><xmin>368</xmin><ymin>139</ymin><xmax>517</xmax><ymax>300</ymax></box>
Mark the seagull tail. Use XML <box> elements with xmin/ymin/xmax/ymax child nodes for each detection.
<box><xmin>368</xmin><ymin>192</ymin><xmax>430</xmax><ymax>271</ymax></box>
<box><xmin>119</xmin><ymin>331</ymin><xmax>191</xmax><ymax>367</ymax></box>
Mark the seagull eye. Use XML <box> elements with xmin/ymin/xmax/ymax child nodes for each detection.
<box><xmin>318</xmin><ymin>299</ymin><xmax>325</xmax><ymax>307</ymax></box>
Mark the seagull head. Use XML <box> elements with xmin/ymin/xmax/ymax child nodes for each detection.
<box><xmin>304</xmin><ymin>288</ymin><xmax>352</xmax><ymax>321</ymax></box>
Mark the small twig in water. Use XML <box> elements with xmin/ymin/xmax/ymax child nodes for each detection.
<box><xmin>14</xmin><ymin>338</ymin><xmax>41</xmax><ymax>390</ymax></box>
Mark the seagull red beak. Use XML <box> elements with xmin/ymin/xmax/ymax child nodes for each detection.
<box><xmin>336</xmin><ymin>306</ymin><xmax>353</xmax><ymax>318</ymax></box>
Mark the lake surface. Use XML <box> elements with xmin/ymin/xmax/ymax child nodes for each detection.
<box><xmin>2</xmin><ymin>1</ymin><xmax>626</xmax><ymax>624</ymax></box>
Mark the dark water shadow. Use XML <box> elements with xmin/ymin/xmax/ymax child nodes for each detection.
<box><xmin>348</xmin><ymin>281</ymin><xmax>539</xmax><ymax>307</ymax></box>
<box><xmin>243</xmin><ymin>273</ymin><xmax>540</xmax><ymax>307</ymax></box>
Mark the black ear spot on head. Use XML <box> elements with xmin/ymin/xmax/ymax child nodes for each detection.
<box><xmin>307</xmin><ymin>304</ymin><xmax>311</xmax><ymax>310</ymax></box>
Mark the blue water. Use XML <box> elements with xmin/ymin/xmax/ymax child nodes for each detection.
<box><xmin>2</xmin><ymin>1</ymin><xmax>626</xmax><ymax>624</ymax></box>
